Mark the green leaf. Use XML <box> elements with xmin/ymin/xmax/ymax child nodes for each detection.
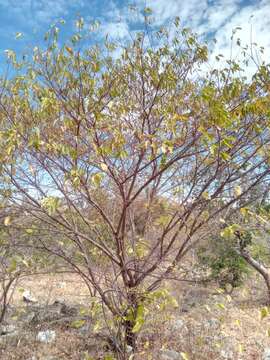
<box><xmin>92</xmin><ymin>61</ymin><xmax>100</xmax><ymax>73</ymax></box>
<box><xmin>132</xmin><ymin>317</ymin><xmax>144</xmax><ymax>333</ymax></box>
<box><xmin>70</xmin><ymin>319</ymin><xmax>86</xmax><ymax>329</ymax></box>
<box><xmin>91</xmin><ymin>173</ymin><xmax>103</xmax><ymax>187</ymax></box>
<box><xmin>220</xmin><ymin>152</ymin><xmax>231</xmax><ymax>161</ymax></box>
<box><xmin>135</xmin><ymin>240</ymin><xmax>148</xmax><ymax>259</ymax></box>
<box><xmin>76</xmin><ymin>17</ymin><xmax>84</xmax><ymax>30</ymax></box>
<box><xmin>261</xmin><ymin>306</ymin><xmax>269</xmax><ymax>320</ymax></box>
<box><xmin>144</xmin><ymin>7</ymin><xmax>153</xmax><ymax>15</ymax></box>
<box><xmin>83</xmin><ymin>353</ymin><xmax>94</xmax><ymax>360</ymax></box>
<box><xmin>8</xmin><ymin>258</ymin><xmax>17</xmax><ymax>273</ymax></box>
<box><xmin>216</xmin><ymin>303</ymin><xmax>226</xmax><ymax>310</ymax></box>
<box><xmin>25</xmin><ymin>228</ymin><xmax>34</xmax><ymax>234</ymax></box>
<box><xmin>202</xmin><ymin>191</ymin><xmax>210</xmax><ymax>200</ymax></box>
<box><xmin>15</xmin><ymin>32</ymin><xmax>23</xmax><ymax>39</ymax></box>
<box><xmin>41</xmin><ymin>196</ymin><xmax>61</xmax><ymax>216</ymax></box>
<box><xmin>104</xmin><ymin>355</ymin><xmax>115</xmax><ymax>360</ymax></box>
<box><xmin>132</xmin><ymin>303</ymin><xmax>145</xmax><ymax>333</ymax></box>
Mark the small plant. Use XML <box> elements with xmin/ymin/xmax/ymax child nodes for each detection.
<box><xmin>198</xmin><ymin>235</ymin><xmax>250</xmax><ymax>291</ymax></box>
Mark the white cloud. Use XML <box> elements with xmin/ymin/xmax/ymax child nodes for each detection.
<box><xmin>199</xmin><ymin>0</ymin><xmax>241</xmax><ymax>34</ymax></box>
<box><xmin>100</xmin><ymin>20</ymin><xmax>130</xmax><ymax>40</ymax></box>
<box><xmin>0</xmin><ymin>0</ymin><xmax>86</xmax><ymax>27</ymax></box>
<box><xmin>1</xmin><ymin>0</ymin><xmax>270</xmax><ymax>76</ymax></box>
<box><xmin>206</xmin><ymin>0</ymin><xmax>270</xmax><ymax>76</ymax></box>
<box><xmin>102</xmin><ymin>0</ymin><xmax>270</xmax><ymax>76</ymax></box>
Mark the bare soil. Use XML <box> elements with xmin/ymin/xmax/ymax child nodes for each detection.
<box><xmin>1</xmin><ymin>272</ymin><xmax>270</xmax><ymax>359</ymax></box>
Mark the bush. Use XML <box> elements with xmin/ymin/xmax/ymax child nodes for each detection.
<box><xmin>198</xmin><ymin>235</ymin><xmax>250</xmax><ymax>291</ymax></box>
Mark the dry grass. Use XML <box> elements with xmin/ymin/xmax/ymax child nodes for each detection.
<box><xmin>137</xmin><ymin>275</ymin><xmax>270</xmax><ymax>359</ymax></box>
<box><xmin>12</xmin><ymin>273</ymin><xmax>90</xmax><ymax>306</ymax></box>
<box><xmin>1</xmin><ymin>272</ymin><xmax>270</xmax><ymax>359</ymax></box>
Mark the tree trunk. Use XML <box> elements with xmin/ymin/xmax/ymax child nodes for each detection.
<box><xmin>0</xmin><ymin>277</ymin><xmax>16</xmax><ymax>323</ymax></box>
<box><xmin>124</xmin><ymin>290</ymin><xmax>138</xmax><ymax>351</ymax></box>
<box><xmin>240</xmin><ymin>249</ymin><xmax>270</xmax><ymax>302</ymax></box>
<box><xmin>124</xmin><ymin>318</ymin><xmax>137</xmax><ymax>349</ymax></box>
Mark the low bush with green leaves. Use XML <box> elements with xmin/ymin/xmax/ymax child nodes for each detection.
<box><xmin>198</xmin><ymin>235</ymin><xmax>250</xmax><ymax>291</ymax></box>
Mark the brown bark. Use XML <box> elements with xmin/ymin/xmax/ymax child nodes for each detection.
<box><xmin>124</xmin><ymin>319</ymin><xmax>137</xmax><ymax>349</ymax></box>
<box><xmin>123</xmin><ymin>291</ymin><xmax>138</xmax><ymax>351</ymax></box>
<box><xmin>240</xmin><ymin>249</ymin><xmax>270</xmax><ymax>302</ymax></box>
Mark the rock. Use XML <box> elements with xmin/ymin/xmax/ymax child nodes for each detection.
<box><xmin>205</xmin><ymin>318</ymin><xmax>220</xmax><ymax>330</ymax></box>
<box><xmin>36</xmin><ymin>330</ymin><xmax>56</xmax><ymax>343</ymax></box>
<box><xmin>263</xmin><ymin>348</ymin><xmax>270</xmax><ymax>360</ymax></box>
<box><xmin>23</xmin><ymin>290</ymin><xmax>38</xmax><ymax>304</ymax></box>
<box><xmin>126</xmin><ymin>345</ymin><xmax>133</xmax><ymax>353</ymax></box>
<box><xmin>0</xmin><ymin>323</ymin><xmax>19</xmax><ymax>346</ymax></box>
<box><xmin>77</xmin><ymin>321</ymin><xmax>91</xmax><ymax>335</ymax></box>
<box><xmin>27</xmin><ymin>302</ymin><xmax>75</xmax><ymax>324</ymax></box>
<box><xmin>171</xmin><ymin>319</ymin><xmax>185</xmax><ymax>331</ymax></box>
<box><xmin>0</xmin><ymin>328</ymin><xmax>20</xmax><ymax>346</ymax></box>
<box><xmin>160</xmin><ymin>349</ymin><xmax>182</xmax><ymax>360</ymax></box>
<box><xmin>0</xmin><ymin>324</ymin><xmax>17</xmax><ymax>335</ymax></box>
<box><xmin>220</xmin><ymin>349</ymin><xmax>234</xmax><ymax>359</ymax></box>
<box><xmin>51</xmin><ymin>300</ymin><xmax>77</xmax><ymax>316</ymax></box>
<box><xmin>165</xmin><ymin>319</ymin><xmax>187</xmax><ymax>337</ymax></box>
<box><xmin>57</xmin><ymin>282</ymin><xmax>66</xmax><ymax>289</ymax></box>
<box><xmin>23</xmin><ymin>310</ymin><xmax>37</xmax><ymax>324</ymax></box>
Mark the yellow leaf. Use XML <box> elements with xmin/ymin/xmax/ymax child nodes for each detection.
<box><xmin>25</xmin><ymin>228</ymin><xmax>34</xmax><ymax>234</ymax></box>
<box><xmin>161</xmin><ymin>144</ymin><xmax>167</xmax><ymax>153</ymax></box>
<box><xmin>202</xmin><ymin>191</ymin><xmax>210</xmax><ymax>200</ymax></box>
<box><xmin>240</xmin><ymin>207</ymin><xmax>248</xmax><ymax>217</ymax></box>
<box><xmin>100</xmin><ymin>163</ymin><xmax>108</xmax><ymax>171</ymax></box>
<box><xmin>65</xmin><ymin>46</ymin><xmax>73</xmax><ymax>55</ymax></box>
<box><xmin>234</xmin><ymin>185</ymin><xmax>242</xmax><ymax>197</ymax></box>
<box><xmin>4</xmin><ymin>216</ymin><xmax>11</xmax><ymax>226</ymax></box>
<box><xmin>127</xmin><ymin>247</ymin><xmax>134</xmax><ymax>255</ymax></box>
<box><xmin>180</xmin><ymin>352</ymin><xmax>189</xmax><ymax>360</ymax></box>
<box><xmin>238</xmin><ymin>344</ymin><xmax>244</xmax><ymax>353</ymax></box>
<box><xmin>144</xmin><ymin>341</ymin><xmax>150</xmax><ymax>349</ymax></box>
<box><xmin>93</xmin><ymin>320</ymin><xmax>101</xmax><ymax>333</ymax></box>
<box><xmin>91</xmin><ymin>173</ymin><xmax>103</xmax><ymax>187</ymax></box>
<box><xmin>216</xmin><ymin>303</ymin><xmax>226</xmax><ymax>310</ymax></box>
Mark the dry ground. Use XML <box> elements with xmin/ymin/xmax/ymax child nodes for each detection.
<box><xmin>1</xmin><ymin>272</ymin><xmax>270</xmax><ymax>359</ymax></box>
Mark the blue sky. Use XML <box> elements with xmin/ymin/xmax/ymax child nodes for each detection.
<box><xmin>0</xmin><ymin>0</ymin><xmax>269</xmax><ymax>69</ymax></box>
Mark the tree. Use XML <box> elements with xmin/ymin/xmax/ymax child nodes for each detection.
<box><xmin>0</xmin><ymin>15</ymin><xmax>270</xmax><ymax>355</ymax></box>
<box><xmin>221</xmin><ymin>205</ymin><xmax>270</xmax><ymax>302</ymax></box>
<box><xmin>0</xmin><ymin>203</ymin><xmax>35</xmax><ymax>323</ymax></box>
<box><xmin>197</xmin><ymin>233</ymin><xmax>250</xmax><ymax>292</ymax></box>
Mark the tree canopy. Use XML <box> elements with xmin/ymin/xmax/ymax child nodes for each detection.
<box><xmin>0</xmin><ymin>17</ymin><xmax>270</xmax><ymax>353</ymax></box>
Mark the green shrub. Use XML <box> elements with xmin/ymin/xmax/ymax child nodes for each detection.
<box><xmin>198</xmin><ymin>236</ymin><xmax>250</xmax><ymax>291</ymax></box>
